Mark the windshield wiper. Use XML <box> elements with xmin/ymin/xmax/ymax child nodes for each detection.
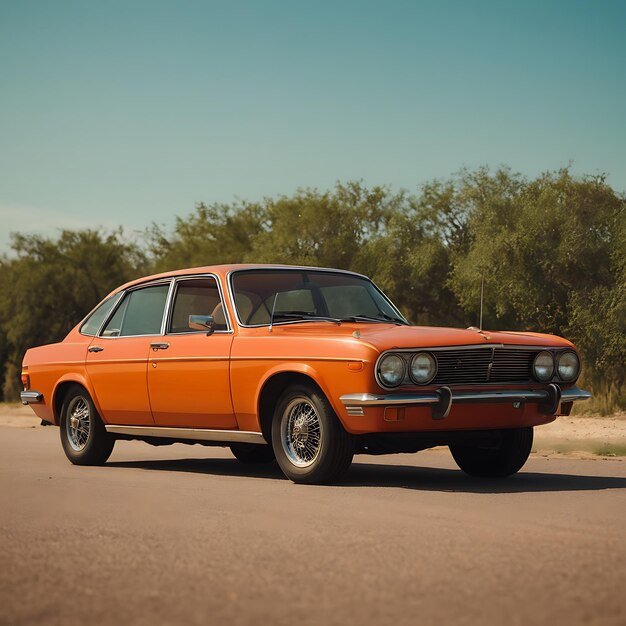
<box><xmin>340</xmin><ymin>314</ymin><xmax>408</xmax><ymax>325</ymax></box>
<box><xmin>273</xmin><ymin>311</ymin><xmax>342</xmax><ymax>325</ymax></box>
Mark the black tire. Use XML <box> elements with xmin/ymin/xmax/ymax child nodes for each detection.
<box><xmin>271</xmin><ymin>384</ymin><xmax>353</xmax><ymax>484</ymax></box>
<box><xmin>59</xmin><ymin>385</ymin><xmax>115</xmax><ymax>466</ymax></box>
<box><xmin>230</xmin><ymin>443</ymin><xmax>275</xmax><ymax>464</ymax></box>
<box><xmin>450</xmin><ymin>427</ymin><xmax>533</xmax><ymax>478</ymax></box>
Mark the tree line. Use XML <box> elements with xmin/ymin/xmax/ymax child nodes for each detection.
<box><xmin>1</xmin><ymin>167</ymin><xmax>624</xmax><ymax>413</ymax></box>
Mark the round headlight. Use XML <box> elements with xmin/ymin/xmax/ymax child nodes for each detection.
<box><xmin>533</xmin><ymin>351</ymin><xmax>555</xmax><ymax>381</ymax></box>
<box><xmin>378</xmin><ymin>354</ymin><xmax>405</xmax><ymax>387</ymax></box>
<box><xmin>557</xmin><ymin>351</ymin><xmax>579</xmax><ymax>382</ymax></box>
<box><xmin>410</xmin><ymin>352</ymin><xmax>437</xmax><ymax>384</ymax></box>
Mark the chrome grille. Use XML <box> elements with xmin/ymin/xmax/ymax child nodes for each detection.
<box><xmin>431</xmin><ymin>347</ymin><xmax>535</xmax><ymax>385</ymax></box>
<box><xmin>389</xmin><ymin>346</ymin><xmax>539</xmax><ymax>386</ymax></box>
<box><xmin>490</xmin><ymin>349</ymin><xmax>535</xmax><ymax>383</ymax></box>
<box><xmin>432</xmin><ymin>348</ymin><xmax>493</xmax><ymax>385</ymax></box>
<box><xmin>376</xmin><ymin>345</ymin><xmax>558</xmax><ymax>388</ymax></box>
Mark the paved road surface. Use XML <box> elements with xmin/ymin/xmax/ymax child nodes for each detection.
<box><xmin>1</xmin><ymin>426</ymin><xmax>624</xmax><ymax>626</ymax></box>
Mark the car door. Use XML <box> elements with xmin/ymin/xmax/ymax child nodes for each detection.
<box><xmin>147</xmin><ymin>275</ymin><xmax>237</xmax><ymax>429</ymax></box>
<box><xmin>85</xmin><ymin>281</ymin><xmax>172</xmax><ymax>425</ymax></box>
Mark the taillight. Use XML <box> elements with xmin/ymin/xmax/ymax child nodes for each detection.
<box><xmin>21</xmin><ymin>369</ymin><xmax>30</xmax><ymax>390</ymax></box>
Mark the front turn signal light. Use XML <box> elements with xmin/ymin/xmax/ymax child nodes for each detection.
<box><xmin>21</xmin><ymin>369</ymin><xmax>30</xmax><ymax>390</ymax></box>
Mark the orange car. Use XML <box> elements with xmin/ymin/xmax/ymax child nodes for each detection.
<box><xmin>21</xmin><ymin>264</ymin><xmax>591</xmax><ymax>483</ymax></box>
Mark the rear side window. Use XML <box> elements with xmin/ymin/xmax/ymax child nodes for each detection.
<box><xmin>101</xmin><ymin>284</ymin><xmax>170</xmax><ymax>337</ymax></box>
<box><xmin>80</xmin><ymin>293</ymin><xmax>122</xmax><ymax>336</ymax></box>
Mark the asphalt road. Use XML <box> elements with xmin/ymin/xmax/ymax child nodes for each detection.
<box><xmin>1</xmin><ymin>426</ymin><xmax>624</xmax><ymax>626</ymax></box>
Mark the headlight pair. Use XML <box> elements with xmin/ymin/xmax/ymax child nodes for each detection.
<box><xmin>378</xmin><ymin>352</ymin><xmax>436</xmax><ymax>387</ymax></box>
<box><xmin>533</xmin><ymin>350</ymin><xmax>579</xmax><ymax>382</ymax></box>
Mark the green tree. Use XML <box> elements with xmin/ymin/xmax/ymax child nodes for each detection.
<box><xmin>357</xmin><ymin>179</ymin><xmax>469</xmax><ymax>326</ymax></box>
<box><xmin>0</xmin><ymin>229</ymin><xmax>148</xmax><ymax>400</ymax></box>
<box><xmin>148</xmin><ymin>201</ymin><xmax>266</xmax><ymax>272</ymax></box>
<box><xmin>447</xmin><ymin>167</ymin><xmax>625</xmax><ymax>410</ymax></box>
<box><xmin>248</xmin><ymin>182</ymin><xmax>400</xmax><ymax>268</ymax></box>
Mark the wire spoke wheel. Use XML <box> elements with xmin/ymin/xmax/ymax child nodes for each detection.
<box><xmin>272</xmin><ymin>384</ymin><xmax>353</xmax><ymax>484</ymax></box>
<box><xmin>66</xmin><ymin>396</ymin><xmax>91</xmax><ymax>451</ymax></box>
<box><xmin>280</xmin><ymin>398</ymin><xmax>323</xmax><ymax>468</ymax></box>
<box><xmin>60</xmin><ymin>385</ymin><xmax>115</xmax><ymax>466</ymax></box>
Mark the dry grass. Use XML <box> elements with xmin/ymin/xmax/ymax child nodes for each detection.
<box><xmin>572</xmin><ymin>379</ymin><xmax>625</xmax><ymax>416</ymax></box>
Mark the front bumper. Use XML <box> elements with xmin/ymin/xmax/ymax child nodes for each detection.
<box><xmin>340</xmin><ymin>385</ymin><xmax>592</xmax><ymax>420</ymax></box>
<box><xmin>20</xmin><ymin>390</ymin><xmax>43</xmax><ymax>405</ymax></box>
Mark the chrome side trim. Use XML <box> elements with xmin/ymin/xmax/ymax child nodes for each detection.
<box><xmin>345</xmin><ymin>406</ymin><xmax>365</xmax><ymax>417</ymax></box>
<box><xmin>104</xmin><ymin>425</ymin><xmax>266</xmax><ymax>445</ymax></box>
<box><xmin>340</xmin><ymin>386</ymin><xmax>592</xmax><ymax>409</ymax></box>
<box><xmin>160</xmin><ymin>278</ymin><xmax>177</xmax><ymax>335</ymax></box>
<box><xmin>342</xmin><ymin>392</ymin><xmax>440</xmax><ymax>406</ymax></box>
<box><xmin>20</xmin><ymin>390</ymin><xmax>43</xmax><ymax>405</ymax></box>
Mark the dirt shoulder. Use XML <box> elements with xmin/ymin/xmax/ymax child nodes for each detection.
<box><xmin>533</xmin><ymin>412</ymin><xmax>626</xmax><ymax>458</ymax></box>
<box><xmin>0</xmin><ymin>403</ymin><xmax>42</xmax><ymax>428</ymax></box>
<box><xmin>2</xmin><ymin>403</ymin><xmax>625</xmax><ymax>458</ymax></box>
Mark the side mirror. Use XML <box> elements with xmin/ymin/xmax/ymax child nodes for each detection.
<box><xmin>189</xmin><ymin>315</ymin><xmax>215</xmax><ymax>335</ymax></box>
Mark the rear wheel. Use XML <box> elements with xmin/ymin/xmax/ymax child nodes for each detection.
<box><xmin>59</xmin><ymin>385</ymin><xmax>115</xmax><ymax>465</ymax></box>
<box><xmin>230</xmin><ymin>443</ymin><xmax>275</xmax><ymax>464</ymax></box>
<box><xmin>450</xmin><ymin>427</ymin><xmax>533</xmax><ymax>477</ymax></box>
<box><xmin>271</xmin><ymin>384</ymin><xmax>353</xmax><ymax>484</ymax></box>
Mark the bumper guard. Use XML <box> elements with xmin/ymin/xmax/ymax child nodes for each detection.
<box><xmin>20</xmin><ymin>390</ymin><xmax>43</xmax><ymax>405</ymax></box>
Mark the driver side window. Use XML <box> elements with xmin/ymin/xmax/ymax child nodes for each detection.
<box><xmin>169</xmin><ymin>277</ymin><xmax>228</xmax><ymax>333</ymax></box>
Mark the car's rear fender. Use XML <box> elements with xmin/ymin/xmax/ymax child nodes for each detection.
<box><xmin>51</xmin><ymin>373</ymin><xmax>104</xmax><ymax>426</ymax></box>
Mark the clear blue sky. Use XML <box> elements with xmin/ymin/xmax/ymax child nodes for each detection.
<box><xmin>1</xmin><ymin>0</ymin><xmax>624</xmax><ymax>251</ymax></box>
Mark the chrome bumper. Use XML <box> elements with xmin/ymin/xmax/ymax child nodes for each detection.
<box><xmin>20</xmin><ymin>390</ymin><xmax>43</xmax><ymax>405</ymax></box>
<box><xmin>340</xmin><ymin>385</ymin><xmax>592</xmax><ymax>420</ymax></box>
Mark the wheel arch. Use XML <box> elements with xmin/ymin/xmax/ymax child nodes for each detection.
<box><xmin>256</xmin><ymin>366</ymin><xmax>340</xmax><ymax>443</ymax></box>
<box><xmin>52</xmin><ymin>374</ymin><xmax>101</xmax><ymax>425</ymax></box>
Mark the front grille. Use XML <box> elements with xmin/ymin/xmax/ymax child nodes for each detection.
<box><xmin>432</xmin><ymin>347</ymin><xmax>535</xmax><ymax>385</ymax></box>
<box><xmin>490</xmin><ymin>349</ymin><xmax>535</xmax><ymax>383</ymax></box>
<box><xmin>432</xmin><ymin>348</ymin><xmax>493</xmax><ymax>385</ymax></box>
<box><xmin>381</xmin><ymin>346</ymin><xmax>542</xmax><ymax>387</ymax></box>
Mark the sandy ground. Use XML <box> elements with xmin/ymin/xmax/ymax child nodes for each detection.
<box><xmin>1</xmin><ymin>425</ymin><xmax>624</xmax><ymax>626</ymax></box>
<box><xmin>3</xmin><ymin>403</ymin><xmax>625</xmax><ymax>457</ymax></box>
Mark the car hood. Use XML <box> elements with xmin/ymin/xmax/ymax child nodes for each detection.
<box><xmin>346</xmin><ymin>324</ymin><xmax>575</xmax><ymax>351</ymax></box>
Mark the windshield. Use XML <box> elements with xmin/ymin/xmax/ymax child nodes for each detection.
<box><xmin>230</xmin><ymin>269</ymin><xmax>408</xmax><ymax>326</ymax></box>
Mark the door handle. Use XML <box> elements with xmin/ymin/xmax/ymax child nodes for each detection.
<box><xmin>150</xmin><ymin>342</ymin><xmax>170</xmax><ymax>351</ymax></box>
<box><xmin>88</xmin><ymin>346</ymin><xmax>104</xmax><ymax>353</ymax></box>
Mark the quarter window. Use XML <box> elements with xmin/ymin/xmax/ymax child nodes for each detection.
<box><xmin>101</xmin><ymin>284</ymin><xmax>170</xmax><ymax>337</ymax></box>
<box><xmin>169</xmin><ymin>278</ymin><xmax>228</xmax><ymax>333</ymax></box>
<box><xmin>80</xmin><ymin>293</ymin><xmax>122</xmax><ymax>336</ymax></box>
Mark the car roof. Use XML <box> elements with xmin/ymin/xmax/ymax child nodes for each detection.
<box><xmin>114</xmin><ymin>263</ymin><xmax>368</xmax><ymax>293</ymax></box>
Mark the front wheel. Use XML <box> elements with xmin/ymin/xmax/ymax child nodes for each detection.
<box><xmin>450</xmin><ymin>427</ymin><xmax>533</xmax><ymax>478</ymax></box>
<box><xmin>271</xmin><ymin>384</ymin><xmax>353</xmax><ymax>484</ymax></box>
<box><xmin>60</xmin><ymin>385</ymin><xmax>115</xmax><ymax>466</ymax></box>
